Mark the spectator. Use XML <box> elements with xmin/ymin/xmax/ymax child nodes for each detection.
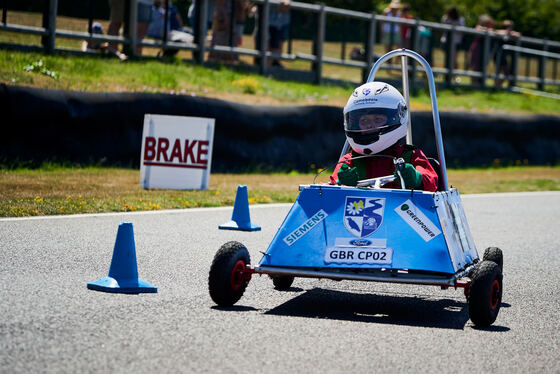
<box><xmin>494</xmin><ymin>20</ymin><xmax>521</xmax><ymax>87</ymax></box>
<box><xmin>440</xmin><ymin>6</ymin><xmax>465</xmax><ymax>70</ymax></box>
<box><xmin>468</xmin><ymin>14</ymin><xmax>494</xmax><ymax>86</ymax></box>
<box><xmin>147</xmin><ymin>1</ymin><xmax>193</xmax><ymax>42</ymax></box>
<box><xmin>251</xmin><ymin>0</ymin><xmax>291</xmax><ymax>67</ymax></box>
<box><xmin>188</xmin><ymin>0</ymin><xmax>215</xmax><ymax>33</ymax></box>
<box><xmin>268</xmin><ymin>0</ymin><xmax>291</xmax><ymax>67</ymax></box>
<box><xmin>417</xmin><ymin>25</ymin><xmax>433</xmax><ymax>63</ymax></box>
<box><xmin>350</xmin><ymin>46</ymin><xmax>366</xmax><ymax>61</ymax></box>
<box><xmin>107</xmin><ymin>0</ymin><xmax>153</xmax><ymax>56</ymax></box>
<box><xmin>209</xmin><ymin>0</ymin><xmax>237</xmax><ymax>62</ymax></box>
<box><xmin>82</xmin><ymin>21</ymin><xmax>128</xmax><ymax>61</ymax></box>
<box><xmin>400</xmin><ymin>4</ymin><xmax>413</xmax><ymax>49</ymax></box>
<box><xmin>382</xmin><ymin>0</ymin><xmax>401</xmax><ymax>54</ymax></box>
<box><xmin>136</xmin><ymin>0</ymin><xmax>154</xmax><ymax>55</ymax></box>
<box><xmin>167</xmin><ymin>1</ymin><xmax>184</xmax><ymax>32</ymax></box>
<box><xmin>209</xmin><ymin>0</ymin><xmax>227</xmax><ymax>60</ymax></box>
<box><xmin>147</xmin><ymin>0</ymin><xmax>166</xmax><ymax>39</ymax></box>
<box><xmin>166</xmin><ymin>1</ymin><xmax>194</xmax><ymax>44</ymax></box>
<box><xmin>234</xmin><ymin>0</ymin><xmax>249</xmax><ymax>47</ymax></box>
<box><xmin>83</xmin><ymin>22</ymin><xmax>105</xmax><ymax>51</ymax></box>
<box><xmin>107</xmin><ymin>0</ymin><xmax>125</xmax><ymax>52</ymax></box>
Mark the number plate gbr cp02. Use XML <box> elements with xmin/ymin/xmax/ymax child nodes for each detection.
<box><xmin>324</xmin><ymin>246</ymin><xmax>393</xmax><ymax>265</ymax></box>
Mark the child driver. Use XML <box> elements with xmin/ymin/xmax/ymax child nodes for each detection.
<box><xmin>330</xmin><ymin>81</ymin><xmax>438</xmax><ymax>192</ymax></box>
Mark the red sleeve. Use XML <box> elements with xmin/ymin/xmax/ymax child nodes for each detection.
<box><xmin>329</xmin><ymin>152</ymin><xmax>353</xmax><ymax>185</ymax></box>
<box><xmin>409</xmin><ymin>149</ymin><xmax>439</xmax><ymax>192</ymax></box>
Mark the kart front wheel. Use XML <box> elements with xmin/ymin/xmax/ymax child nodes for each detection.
<box><xmin>271</xmin><ymin>276</ymin><xmax>294</xmax><ymax>290</ymax></box>
<box><xmin>483</xmin><ymin>247</ymin><xmax>503</xmax><ymax>272</ymax></box>
<box><xmin>209</xmin><ymin>241</ymin><xmax>251</xmax><ymax>306</ymax></box>
<box><xmin>468</xmin><ymin>260</ymin><xmax>503</xmax><ymax>327</ymax></box>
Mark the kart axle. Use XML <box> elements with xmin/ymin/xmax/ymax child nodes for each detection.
<box><xmin>253</xmin><ymin>265</ymin><xmax>468</xmax><ymax>287</ymax></box>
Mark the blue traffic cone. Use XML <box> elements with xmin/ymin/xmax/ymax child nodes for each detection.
<box><xmin>219</xmin><ymin>185</ymin><xmax>261</xmax><ymax>231</ymax></box>
<box><xmin>87</xmin><ymin>222</ymin><xmax>157</xmax><ymax>294</ymax></box>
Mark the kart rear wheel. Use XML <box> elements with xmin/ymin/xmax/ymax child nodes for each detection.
<box><xmin>208</xmin><ymin>241</ymin><xmax>251</xmax><ymax>306</ymax></box>
<box><xmin>483</xmin><ymin>247</ymin><xmax>503</xmax><ymax>272</ymax></box>
<box><xmin>271</xmin><ymin>276</ymin><xmax>294</xmax><ymax>290</ymax></box>
<box><xmin>468</xmin><ymin>260</ymin><xmax>503</xmax><ymax>327</ymax></box>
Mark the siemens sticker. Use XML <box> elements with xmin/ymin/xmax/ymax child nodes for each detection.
<box><xmin>283</xmin><ymin>209</ymin><xmax>328</xmax><ymax>246</ymax></box>
<box><xmin>395</xmin><ymin>199</ymin><xmax>442</xmax><ymax>242</ymax></box>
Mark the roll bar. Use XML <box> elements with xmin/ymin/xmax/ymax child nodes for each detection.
<box><xmin>339</xmin><ymin>48</ymin><xmax>450</xmax><ymax>191</ymax></box>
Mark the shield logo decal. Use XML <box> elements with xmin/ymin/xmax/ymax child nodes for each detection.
<box><xmin>343</xmin><ymin>196</ymin><xmax>385</xmax><ymax>237</ymax></box>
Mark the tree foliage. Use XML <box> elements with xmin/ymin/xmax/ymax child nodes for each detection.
<box><xmin>5</xmin><ymin>0</ymin><xmax>559</xmax><ymax>40</ymax></box>
<box><xmin>298</xmin><ymin>0</ymin><xmax>560</xmax><ymax>40</ymax></box>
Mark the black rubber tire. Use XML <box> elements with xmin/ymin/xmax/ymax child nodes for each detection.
<box><xmin>483</xmin><ymin>247</ymin><xmax>503</xmax><ymax>272</ymax></box>
<box><xmin>271</xmin><ymin>276</ymin><xmax>294</xmax><ymax>290</ymax></box>
<box><xmin>468</xmin><ymin>260</ymin><xmax>503</xmax><ymax>327</ymax></box>
<box><xmin>467</xmin><ymin>260</ymin><xmax>479</xmax><ymax>280</ymax></box>
<box><xmin>208</xmin><ymin>241</ymin><xmax>251</xmax><ymax>306</ymax></box>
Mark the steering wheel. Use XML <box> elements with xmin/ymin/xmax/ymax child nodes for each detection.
<box><xmin>356</xmin><ymin>157</ymin><xmax>406</xmax><ymax>189</ymax></box>
<box><xmin>313</xmin><ymin>154</ymin><xmax>406</xmax><ymax>188</ymax></box>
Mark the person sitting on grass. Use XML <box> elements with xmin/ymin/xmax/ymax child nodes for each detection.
<box><xmin>81</xmin><ymin>22</ymin><xmax>128</xmax><ymax>61</ymax></box>
<box><xmin>330</xmin><ymin>81</ymin><xmax>438</xmax><ymax>192</ymax></box>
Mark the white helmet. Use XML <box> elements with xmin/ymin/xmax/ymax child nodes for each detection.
<box><xmin>343</xmin><ymin>81</ymin><xmax>408</xmax><ymax>154</ymax></box>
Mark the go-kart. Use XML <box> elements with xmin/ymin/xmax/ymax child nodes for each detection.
<box><xmin>208</xmin><ymin>49</ymin><xmax>504</xmax><ymax>327</ymax></box>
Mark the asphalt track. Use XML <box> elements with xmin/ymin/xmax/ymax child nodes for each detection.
<box><xmin>1</xmin><ymin>191</ymin><xmax>559</xmax><ymax>373</ymax></box>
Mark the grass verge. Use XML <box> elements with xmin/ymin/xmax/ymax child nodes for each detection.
<box><xmin>1</xmin><ymin>48</ymin><xmax>560</xmax><ymax>113</ymax></box>
<box><xmin>1</xmin><ymin>166</ymin><xmax>559</xmax><ymax>217</ymax></box>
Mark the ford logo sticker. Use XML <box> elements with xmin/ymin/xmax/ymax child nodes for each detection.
<box><xmin>350</xmin><ymin>239</ymin><xmax>372</xmax><ymax>246</ymax></box>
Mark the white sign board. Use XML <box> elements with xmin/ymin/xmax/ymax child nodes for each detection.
<box><xmin>140</xmin><ymin>114</ymin><xmax>215</xmax><ymax>190</ymax></box>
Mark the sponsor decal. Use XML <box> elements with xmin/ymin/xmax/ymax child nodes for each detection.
<box><xmin>324</xmin><ymin>247</ymin><xmax>393</xmax><ymax>265</ymax></box>
<box><xmin>362</xmin><ymin>87</ymin><xmax>371</xmax><ymax>96</ymax></box>
<box><xmin>143</xmin><ymin>136</ymin><xmax>209</xmax><ymax>169</ymax></box>
<box><xmin>350</xmin><ymin>239</ymin><xmax>371</xmax><ymax>246</ymax></box>
<box><xmin>283</xmin><ymin>209</ymin><xmax>328</xmax><ymax>246</ymax></box>
<box><xmin>352</xmin><ymin>89</ymin><xmax>359</xmax><ymax>97</ymax></box>
<box><xmin>374</xmin><ymin>84</ymin><xmax>389</xmax><ymax>95</ymax></box>
<box><xmin>354</xmin><ymin>98</ymin><xmax>379</xmax><ymax>106</ymax></box>
<box><xmin>395</xmin><ymin>199</ymin><xmax>442</xmax><ymax>242</ymax></box>
<box><xmin>398</xmin><ymin>102</ymin><xmax>407</xmax><ymax>118</ymax></box>
<box><xmin>343</xmin><ymin>197</ymin><xmax>385</xmax><ymax>237</ymax></box>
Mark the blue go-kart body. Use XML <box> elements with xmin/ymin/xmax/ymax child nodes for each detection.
<box><xmin>209</xmin><ymin>49</ymin><xmax>503</xmax><ymax>327</ymax></box>
<box><xmin>255</xmin><ymin>185</ymin><xmax>478</xmax><ymax>286</ymax></box>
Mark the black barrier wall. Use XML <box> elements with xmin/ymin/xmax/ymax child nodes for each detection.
<box><xmin>1</xmin><ymin>84</ymin><xmax>559</xmax><ymax>171</ymax></box>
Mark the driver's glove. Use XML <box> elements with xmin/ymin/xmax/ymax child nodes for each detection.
<box><xmin>337</xmin><ymin>163</ymin><xmax>359</xmax><ymax>186</ymax></box>
<box><xmin>395</xmin><ymin>163</ymin><xmax>423</xmax><ymax>189</ymax></box>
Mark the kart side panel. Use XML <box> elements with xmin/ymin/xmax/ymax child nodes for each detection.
<box><xmin>435</xmin><ymin>190</ymin><xmax>478</xmax><ymax>271</ymax></box>
<box><xmin>259</xmin><ymin>185</ymin><xmax>456</xmax><ymax>274</ymax></box>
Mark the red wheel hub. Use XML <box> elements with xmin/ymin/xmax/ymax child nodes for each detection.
<box><xmin>230</xmin><ymin>260</ymin><xmax>248</xmax><ymax>291</ymax></box>
<box><xmin>490</xmin><ymin>279</ymin><xmax>501</xmax><ymax>310</ymax></box>
<box><xmin>455</xmin><ymin>280</ymin><xmax>471</xmax><ymax>298</ymax></box>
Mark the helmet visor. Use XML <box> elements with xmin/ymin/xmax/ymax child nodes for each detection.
<box><xmin>344</xmin><ymin>107</ymin><xmax>402</xmax><ymax>132</ymax></box>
